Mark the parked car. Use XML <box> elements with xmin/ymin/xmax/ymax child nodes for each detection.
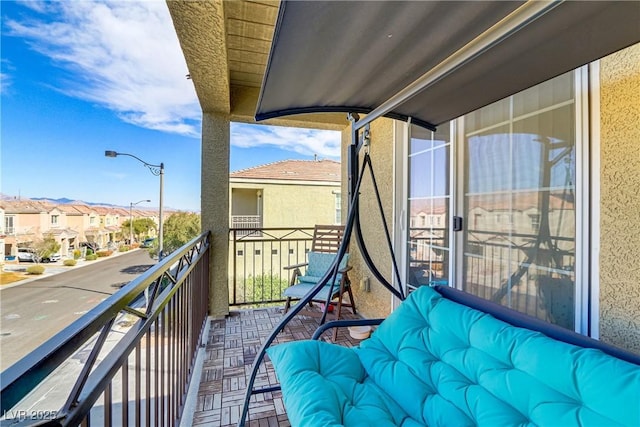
<box><xmin>17</xmin><ymin>248</ymin><xmax>37</xmax><ymax>263</ymax></box>
<box><xmin>141</xmin><ymin>238</ymin><xmax>157</xmax><ymax>248</ymax></box>
<box><xmin>40</xmin><ymin>253</ymin><xmax>62</xmax><ymax>263</ymax></box>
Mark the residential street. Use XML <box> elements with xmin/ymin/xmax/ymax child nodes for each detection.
<box><xmin>0</xmin><ymin>250</ymin><xmax>155</xmax><ymax>370</ymax></box>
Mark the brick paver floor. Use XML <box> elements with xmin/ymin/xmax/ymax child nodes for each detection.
<box><xmin>191</xmin><ymin>305</ymin><xmax>363</xmax><ymax>427</ymax></box>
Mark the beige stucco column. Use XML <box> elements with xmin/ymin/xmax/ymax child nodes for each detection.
<box><xmin>341</xmin><ymin>118</ymin><xmax>396</xmax><ymax>319</ymax></box>
<box><xmin>202</xmin><ymin>112</ymin><xmax>230</xmax><ymax>318</ymax></box>
<box><xmin>599</xmin><ymin>43</ymin><xmax>640</xmax><ymax>352</ymax></box>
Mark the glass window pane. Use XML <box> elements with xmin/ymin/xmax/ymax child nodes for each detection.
<box><xmin>462</xmin><ymin>73</ymin><xmax>576</xmax><ymax>330</ymax></box>
<box><xmin>407</xmin><ymin>123</ymin><xmax>450</xmax><ymax>290</ymax></box>
<box><xmin>465</xmin><ymin>98</ymin><xmax>510</xmax><ymax>134</ymax></box>
<box><xmin>513</xmin><ymin>71</ymin><xmax>574</xmax><ymax>117</ymax></box>
<box><xmin>408</xmin><ymin>198</ymin><xmax>449</xmax><ymax>287</ymax></box>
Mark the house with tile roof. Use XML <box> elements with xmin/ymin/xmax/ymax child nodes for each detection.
<box><xmin>1</xmin><ymin>200</ymin><xmax>163</xmax><ymax>257</ymax></box>
<box><xmin>229</xmin><ymin>159</ymin><xmax>341</xmax><ymax>230</ymax></box>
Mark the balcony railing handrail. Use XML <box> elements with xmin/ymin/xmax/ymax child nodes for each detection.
<box><xmin>0</xmin><ymin>231</ymin><xmax>211</xmax><ymax>422</ymax></box>
<box><xmin>230</xmin><ymin>226</ymin><xmax>314</xmax><ymax>241</ymax></box>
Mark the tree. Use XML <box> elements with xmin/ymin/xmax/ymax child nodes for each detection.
<box><xmin>32</xmin><ymin>234</ymin><xmax>61</xmax><ymax>263</ymax></box>
<box><xmin>122</xmin><ymin>218</ymin><xmax>157</xmax><ymax>242</ymax></box>
<box><xmin>148</xmin><ymin>212</ymin><xmax>200</xmax><ymax>257</ymax></box>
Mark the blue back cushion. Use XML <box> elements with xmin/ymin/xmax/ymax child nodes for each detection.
<box><xmin>298</xmin><ymin>252</ymin><xmax>349</xmax><ymax>284</ymax></box>
<box><xmin>355</xmin><ymin>286</ymin><xmax>640</xmax><ymax>426</ymax></box>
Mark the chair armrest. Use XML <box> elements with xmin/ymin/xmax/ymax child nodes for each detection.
<box><xmin>283</xmin><ymin>262</ymin><xmax>308</xmax><ymax>270</ymax></box>
<box><xmin>311</xmin><ymin>318</ymin><xmax>384</xmax><ymax>340</ymax></box>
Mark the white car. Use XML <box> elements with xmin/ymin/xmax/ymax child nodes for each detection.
<box><xmin>41</xmin><ymin>253</ymin><xmax>62</xmax><ymax>263</ymax></box>
<box><xmin>17</xmin><ymin>248</ymin><xmax>37</xmax><ymax>262</ymax></box>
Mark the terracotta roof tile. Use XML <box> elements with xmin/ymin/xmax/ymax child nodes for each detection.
<box><xmin>230</xmin><ymin>159</ymin><xmax>340</xmax><ymax>182</ymax></box>
<box><xmin>56</xmin><ymin>205</ymin><xmax>84</xmax><ymax>215</ymax></box>
<box><xmin>3</xmin><ymin>200</ymin><xmax>52</xmax><ymax>214</ymax></box>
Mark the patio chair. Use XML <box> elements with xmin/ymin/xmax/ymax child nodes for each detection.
<box><xmin>282</xmin><ymin>225</ymin><xmax>357</xmax><ymax>319</ymax></box>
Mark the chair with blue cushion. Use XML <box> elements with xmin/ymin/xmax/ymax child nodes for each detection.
<box><xmin>282</xmin><ymin>225</ymin><xmax>356</xmax><ymax>318</ymax></box>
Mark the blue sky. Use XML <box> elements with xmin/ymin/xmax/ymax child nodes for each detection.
<box><xmin>1</xmin><ymin>1</ymin><xmax>340</xmax><ymax>212</ymax></box>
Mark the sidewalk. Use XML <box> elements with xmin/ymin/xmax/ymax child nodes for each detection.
<box><xmin>1</xmin><ymin>248</ymin><xmax>145</xmax><ymax>290</ymax></box>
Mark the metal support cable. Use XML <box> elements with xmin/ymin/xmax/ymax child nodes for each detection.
<box><xmin>362</xmin><ymin>153</ymin><xmax>404</xmax><ymax>297</ymax></box>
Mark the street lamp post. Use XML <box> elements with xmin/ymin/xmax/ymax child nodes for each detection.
<box><xmin>129</xmin><ymin>199</ymin><xmax>151</xmax><ymax>244</ymax></box>
<box><xmin>106</xmin><ymin>150</ymin><xmax>164</xmax><ymax>259</ymax></box>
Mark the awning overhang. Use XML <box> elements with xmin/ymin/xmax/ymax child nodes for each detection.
<box><xmin>256</xmin><ymin>1</ymin><xmax>640</xmax><ymax>129</ymax></box>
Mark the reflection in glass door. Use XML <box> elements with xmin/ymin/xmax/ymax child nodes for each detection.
<box><xmin>407</xmin><ymin>124</ymin><xmax>451</xmax><ymax>289</ymax></box>
<box><xmin>461</xmin><ymin>72</ymin><xmax>577</xmax><ymax>329</ymax></box>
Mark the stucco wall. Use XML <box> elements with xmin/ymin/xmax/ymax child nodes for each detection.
<box><xmin>599</xmin><ymin>43</ymin><xmax>640</xmax><ymax>352</ymax></box>
<box><xmin>341</xmin><ymin>119</ymin><xmax>396</xmax><ymax>319</ymax></box>
<box><xmin>262</xmin><ymin>182</ymin><xmax>338</xmax><ymax>228</ymax></box>
<box><xmin>230</xmin><ymin>181</ymin><xmax>339</xmax><ymax>228</ymax></box>
<box><xmin>202</xmin><ymin>112</ymin><xmax>230</xmax><ymax>318</ymax></box>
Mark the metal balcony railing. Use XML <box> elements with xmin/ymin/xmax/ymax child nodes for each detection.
<box><xmin>0</xmin><ymin>232</ymin><xmax>211</xmax><ymax>426</ymax></box>
<box><xmin>229</xmin><ymin>227</ymin><xmax>315</xmax><ymax>306</ymax></box>
<box><xmin>230</xmin><ymin>215</ymin><xmax>262</xmax><ymax>237</ymax></box>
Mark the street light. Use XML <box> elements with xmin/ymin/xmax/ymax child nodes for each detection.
<box><xmin>105</xmin><ymin>150</ymin><xmax>164</xmax><ymax>259</ymax></box>
<box><xmin>129</xmin><ymin>199</ymin><xmax>151</xmax><ymax>244</ymax></box>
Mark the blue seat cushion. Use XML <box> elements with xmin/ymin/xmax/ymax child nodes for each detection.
<box><xmin>283</xmin><ymin>282</ymin><xmax>342</xmax><ymax>300</ymax></box>
<box><xmin>269</xmin><ymin>286</ymin><xmax>640</xmax><ymax>426</ymax></box>
<box><xmin>267</xmin><ymin>341</ymin><xmax>416</xmax><ymax>427</ymax></box>
<box><xmin>285</xmin><ymin>252</ymin><xmax>350</xmax><ymax>299</ymax></box>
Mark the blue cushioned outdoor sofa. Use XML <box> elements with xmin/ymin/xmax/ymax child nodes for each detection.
<box><xmin>267</xmin><ymin>286</ymin><xmax>640</xmax><ymax>427</ymax></box>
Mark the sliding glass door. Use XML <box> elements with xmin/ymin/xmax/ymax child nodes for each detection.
<box><xmin>401</xmin><ymin>70</ymin><xmax>585</xmax><ymax>331</ymax></box>
<box><xmin>461</xmin><ymin>71</ymin><xmax>578</xmax><ymax>329</ymax></box>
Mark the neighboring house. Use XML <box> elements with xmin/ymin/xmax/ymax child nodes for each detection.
<box><xmin>56</xmin><ymin>204</ymin><xmax>87</xmax><ymax>249</ymax></box>
<box><xmin>93</xmin><ymin>206</ymin><xmax>121</xmax><ymax>246</ymax></box>
<box><xmin>0</xmin><ymin>201</ymin><xmax>163</xmax><ymax>256</ymax></box>
<box><xmin>229</xmin><ymin>159</ymin><xmax>341</xmax><ymax>292</ymax></box>
<box><xmin>71</xmin><ymin>204</ymin><xmax>105</xmax><ymax>248</ymax></box>
<box><xmin>2</xmin><ymin>201</ymin><xmax>48</xmax><ymax>256</ymax></box>
<box><xmin>230</xmin><ymin>159</ymin><xmax>341</xmax><ymax>230</ymax></box>
<box><xmin>44</xmin><ymin>206</ymin><xmax>78</xmax><ymax>256</ymax></box>
<box><xmin>3</xmin><ymin>201</ymin><xmax>78</xmax><ymax>256</ymax></box>
<box><xmin>170</xmin><ymin>2</ymin><xmax>640</xmax><ymax>354</ymax></box>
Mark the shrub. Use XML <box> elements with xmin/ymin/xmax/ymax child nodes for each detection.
<box><xmin>119</xmin><ymin>245</ymin><xmax>130</xmax><ymax>252</ymax></box>
<box><xmin>235</xmin><ymin>273</ymin><xmax>290</xmax><ymax>306</ymax></box>
<box><xmin>131</xmin><ymin>242</ymin><xmax>140</xmax><ymax>249</ymax></box>
<box><xmin>85</xmin><ymin>254</ymin><xmax>98</xmax><ymax>261</ymax></box>
<box><xmin>73</xmin><ymin>249</ymin><xmax>81</xmax><ymax>260</ymax></box>
<box><xmin>26</xmin><ymin>265</ymin><xmax>45</xmax><ymax>275</ymax></box>
<box><xmin>63</xmin><ymin>259</ymin><xmax>77</xmax><ymax>267</ymax></box>
<box><xmin>96</xmin><ymin>250</ymin><xmax>113</xmax><ymax>257</ymax></box>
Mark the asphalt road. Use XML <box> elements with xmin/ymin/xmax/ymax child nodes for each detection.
<box><xmin>0</xmin><ymin>250</ymin><xmax>155</xmax><ymax>371</ymax></box>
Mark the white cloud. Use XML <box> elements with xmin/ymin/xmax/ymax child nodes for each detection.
<box><xmin>16</xmin><ymin>1</ymin><xmax>52</xmax><ymax>14</ymax></box>
<box><xmin>231</xmin><ymin>123</ymin><xmax>341</xmax><ymax>158</ymax></box>
<box><xmin>0</xmin><ymin>72</ymin><xmax>10</xmax><ymax>94</ymax></box>
<box><xmin>1</xmin><ymin>59</ymin><xmax>15</xmax><ymax>94</ymax></box>
<box><xmin>5</xmin><ymin>1</ymin><xmax>200</xmax><ymax>136</ymax></box>
<box><xmin>103</xmin><ymin>171</ymin><xmax>128</xmax><ymax>181</ymax></box>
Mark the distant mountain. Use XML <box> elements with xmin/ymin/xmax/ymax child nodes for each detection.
<box><xmin>30</xmin><ymin>197</ymin><xmax>119</xmax><ymax>207</ymax></box>
<box><xmin>2</xmin><ymin>195</ymin><xmax>186</xmax><ymax>212</ymax></box>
